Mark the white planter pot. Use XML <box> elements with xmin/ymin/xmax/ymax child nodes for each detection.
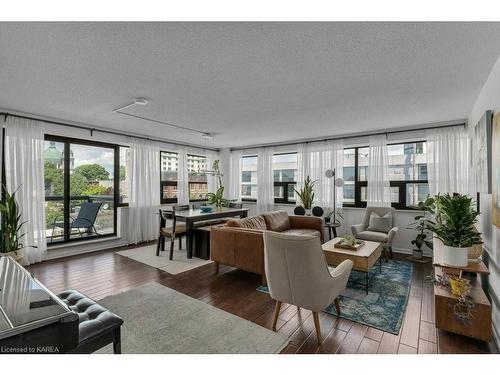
<box><xmin>442</xmin><ymin>245</ymin><xmax>469</xmax><ymax>267</ymax></box>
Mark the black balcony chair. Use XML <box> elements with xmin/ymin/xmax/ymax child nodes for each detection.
<box><xmin>51</xmin><ymin>202</ymin><xmax>103</xmax><ymax>242</ymax></box>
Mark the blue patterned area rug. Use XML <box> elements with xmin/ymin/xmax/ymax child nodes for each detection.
<box><xmin>257</xmin><ymin>260</ymin><xmax>413</xmax><ymax>334</ymax></box>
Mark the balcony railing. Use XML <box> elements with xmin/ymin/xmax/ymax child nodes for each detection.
<box><xmin>45</xmin><ymin>195</ymin><xmax>115</xmax><ymax>243</ymax></box>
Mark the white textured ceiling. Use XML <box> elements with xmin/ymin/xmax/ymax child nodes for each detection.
<box><xmin>1</xmin><ymin>22</ymin><xmax>500</xmax><ymax>148</ymax></box>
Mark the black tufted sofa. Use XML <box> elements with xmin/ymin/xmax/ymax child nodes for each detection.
<box><xmin>57</xmin><ymin>290</ymin><xmax>123</xmax><ymax>354</ymax></box>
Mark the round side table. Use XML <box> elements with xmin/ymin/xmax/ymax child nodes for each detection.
<box><xmin>324</xmin><ymin>222</ymin><xmax>340</xmax><ymax>240</ymax></box>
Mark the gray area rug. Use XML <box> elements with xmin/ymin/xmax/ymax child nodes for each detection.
<box><xmin>97</xmin><ymin>282</ymin><xmax>289</xmax><ymax>354</ymax></box>
<box><xmin>117</xmin><ymin>244</ymin><xmax>213</xmax><ymax>275</ymax></box>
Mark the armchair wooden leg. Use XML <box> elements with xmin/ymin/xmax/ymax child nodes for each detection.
<box><xmin>334</xmin><ymin>297</ymin><xmax>341</xmax><ymax>315</ymax></box>
<box><xmin>389</xmin><ymin>246</ymin><xmax>393</xmax><ymax>259</ymax></box>
<box><xmin>272</xmin><ymin>301</ymin><xmax>282</xmax><ymax>331</ymax></box>
<box><xmin>313</xmin><ymin>312</ymin><xmax>322</xmax><ymax>344</ymax></box>
<box><xmin>261</xmin><ymin>274</ymin><xmax>267</xmax><ymax>286</ymax></box>
<box><xmin>215</xmin><ymin>262</ymin><xmax>219</xmax><ymax>274</ymax></box>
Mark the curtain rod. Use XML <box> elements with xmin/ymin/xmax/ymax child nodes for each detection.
<box><xmin>0</xmin><ymin>111</ymin><xmax>220</xmax><ymax>152</ymax></box>
<box><xmin>229</xmin><ymin>120</ymin><xmax>467</xmax><ymax>151</ymax></box>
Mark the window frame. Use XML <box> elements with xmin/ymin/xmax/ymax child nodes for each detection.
<box><xmin>44</xmin><ymin>134</ymin><xmax>119</xmax><ymax>246</ymax></box>
<box><xmin>273</xmin><ymin>152</ymin><xmax>297</xmax><ymax>205</ymax></box>
<box><xmin>343</xmin><ymin>141</ymin><xmax>429</xmax><ymax>210</ymax></box>
<box><xmin>160</xmin><ymin>150</ymin><xmax>179</xmax><ymax>204</ymax></box>
<box><xmin>187</xmin><ymin>153</ymin><xmax>209</xmax><ymax>202</ymax></box>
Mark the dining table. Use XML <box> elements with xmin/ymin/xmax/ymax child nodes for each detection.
<box><xmin>173</xmin><ymin>207</ymin><xmax>249</xmax><ymax>258</ymax></box>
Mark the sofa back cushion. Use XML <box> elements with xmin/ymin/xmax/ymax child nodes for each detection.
<box><xmin>226</xmin><ymin>216</ymin><xmax>267</xmax><ymax>230</ymax></box>
<box><xmin>262</xmin><ymin>211</ymin><xmax>291</xmax><ymax>232</ymax></box>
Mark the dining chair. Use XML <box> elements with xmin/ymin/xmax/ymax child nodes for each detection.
<box><xmin>156</xmin><ymin>205</ymin><xmax>190</xmax><ymax>259</ymax></box>
<box><xmin>263</xmin><ymin>231</ymin><xmax>353</xmax><ymax>344</ymax></box>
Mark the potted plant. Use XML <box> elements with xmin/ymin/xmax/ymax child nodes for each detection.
<box><xmin>206</xmin><ymin>160</ymin><xmax>231</xmax><ymax>208</ymax></box>
<box><xmin>428</xmin><ymin>193</ymin><xmax>482</xmax><ymax>267</ymax></box>
<box><xmin>408</xmin><ymin>197</ymin><xmax>435</xmax><ymax>259</ymax></box>
<box><xmin>294</xmin><ymin>176</ymin><xmax>316</xmax><ymax>214</ymax></box>
<box><xmin>0</xmin><ymin>186</ymin><xmax>26</xmax><ymax>262</ymax></box>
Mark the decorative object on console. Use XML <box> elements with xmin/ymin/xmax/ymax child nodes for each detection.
<box><xmin>293</xmin><ymin>206</ymin><xmax>306</xmax><ymax>215</ymax></box>
<box><xmin>0</xmin><ymin>185</ymin><xmax>30</xmax><ymax>262</ymax></box>
<box><xmin>427</xmin><ymin>193</ymin><xmax>482</xmax><ymax>267</ymax></box>
<box><xmin>311</xmin><ymin>206</ymin><xmax>324</xmax><ymax>217</ymax></box>
<box><xmin>294</xmin><ymin>175</ymin><xmax>315</xmax><ymax>213</ymax></box>
<box><xmin>492</xmin><ymin>112</ymin><xmax>500</xmax><ymax>228</ymax></box>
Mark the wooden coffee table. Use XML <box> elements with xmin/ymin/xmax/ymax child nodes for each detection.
<box><xmin>322</xmin><ymin>238</ymin><xmax>383</xmax><ymax>294</ymax></box>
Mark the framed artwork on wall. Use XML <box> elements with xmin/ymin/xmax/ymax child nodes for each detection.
<box><xmin>493</xmin><ymin>112</ymin><xmax>500</xmax><ymax>228</ymax></box>
<box><xmin>473</xmin><ymin>110</ymin><xmax>493</xmax><ymax>194</ymax></box>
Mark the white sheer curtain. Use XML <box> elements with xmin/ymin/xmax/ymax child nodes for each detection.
<box><xmin>228</xmin><ymin>150</ymin><xmax>242</xmax><ymax>200</ymax></box>
<box><xmin>426</xmin><ymin>126</ymin><xmax>472</xmax><ymax>196</ymax></box>
<box><xmin>176</xmin><ymin>150</ymin><xmax>189</xmax><ymax>205</ymax></box>
<box><xmin>257</xmin><ymin>147</ymin><xmax>275</xmax><ymax>214</ymax></box>
<box><xmin>128</xmin><ymin>139</ymin><xmax>160</xmax><ymax>244</ymax></box>
<box><xmin>367</xmin><ymin>134</ymin><xmax>391</xmax><ymax>207</ymax></box>
<box><xmin>4</xmin><ymin>116</ymin><xmax>47</xmax><ymax>265</ymax></box>
<box><xmin>296</xmin><ymin>140</ymin><xmax>344</xmax><ymax>209</ymax></box>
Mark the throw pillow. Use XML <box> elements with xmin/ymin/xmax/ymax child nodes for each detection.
<box><xmin>366</xmin><ymin>211</ymin><xmax>392</xmax><ymax>233</ymax></box>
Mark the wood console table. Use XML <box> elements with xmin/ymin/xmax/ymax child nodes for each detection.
<box><xmin>432</xmin><ymin>242</ymin><xmax>492</xmax><ymax>342</ymax></box>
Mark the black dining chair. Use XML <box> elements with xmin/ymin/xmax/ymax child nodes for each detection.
<box><xmin>294</xmin><ymin>206</ymin><xmax>306</xmax><ymax>215</ymax></box>
<box><xmin>229</xmin><ymin>202</ymin><xmax>243</xmax><ymax>209</ymax></box>
<box><xmin>156</xmin><ymin>205</ymin><xmax>190</xmax><ymax>259</ymax></box>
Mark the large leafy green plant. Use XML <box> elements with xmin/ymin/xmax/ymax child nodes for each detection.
<box><xmin>294</xmin><ymin>176</ymin><xmax>316</xmax><ymax>209</ymax></box>
<box><xmin>428</xmin><ymin>193</ymin><xmax>482</xmax><ymax>248</ymax></box>
<box><xmin>408</xmin><ymin>197</ymin><xmax>435</xmax><ymax>252</ymax></box>
<box><xmin>0</xmin><ymin>186</ymin><xmax>26</xmax><ymax>254</ymax></box>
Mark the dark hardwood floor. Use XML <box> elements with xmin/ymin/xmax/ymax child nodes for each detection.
<box><xmin>28</xmin><ymin>244</ymin><xmax>497</xmax><ymax>354</ymax></box>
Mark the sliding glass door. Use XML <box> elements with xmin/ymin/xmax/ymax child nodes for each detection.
<box><xmin>44</xmin><ymin>136</ymin><xmax>118</xmax><ymax>244</ymax></box>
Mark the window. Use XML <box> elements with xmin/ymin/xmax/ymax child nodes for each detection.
<box><xmin>241</xmin><ymin>156</ymin><xmax>258</xmax><ymax>200</ymax></box>
<box><xmin>273</xmin><ymin>153</ymin><xmax>297</xmax><ymax>204</ymax></box>
<box><xmin>160</xmin><ymin>151</ymin><xmax>178</xmax><ymax>204</ymax></box>
<box><xmin>187</xmin><ymin>154</ymin><xmax>208</xmax><ymax>201</ymax></box>
<box><xmin>44</xmin><ymin>136</ymin><xmax>118</xmax><ymax>244</ymax></box>
<box><xmin>342</xmin><ymin>142</ymin><xmax>429</xmax><ymax>209</ymax></box>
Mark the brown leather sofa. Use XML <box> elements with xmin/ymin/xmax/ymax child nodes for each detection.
<box><xmin>210</xmin><ymin>210</ymin><xmax>324</xmax><ymax>283</ymax></box>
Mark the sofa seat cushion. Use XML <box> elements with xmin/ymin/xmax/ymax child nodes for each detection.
<box><xmin>262</xmin><ymin>211</ymin><xmax>291</xmax><ymax>232</ymax></box>
<box><xmin>57</xmin><ymin>290</ymin><xmax>123</xmax><ymax>343</ymax></box>
<box><xmin>356</xmin><ymin>230</ymin><xmax>389</xmax><ymax>243</ymax></box>
<box><xmin>282</xmin><ymin>229</ymin><xmax>321</xmax><ymax>238</ymax></box>
<box><xmin>226</xmin><ymin>216</ymin><xmax>267</xmax><ymax>230</ymax></box>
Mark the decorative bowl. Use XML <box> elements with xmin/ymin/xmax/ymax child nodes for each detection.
<box><xmin>200</xmin><ymin>206</ymin><xmax>213</xmax><ymax>213</ymax></box>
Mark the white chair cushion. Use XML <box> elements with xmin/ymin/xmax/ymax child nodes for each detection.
<box><xmin>356</xmin><ymin>230</ymin><xmax>389</xmax><ymax>243</ymax></box>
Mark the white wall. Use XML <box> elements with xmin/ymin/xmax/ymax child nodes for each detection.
<box><xmin>468</xmin><ymin>54</ymin><xmax>500</xmax><ymax>349</ymax></box>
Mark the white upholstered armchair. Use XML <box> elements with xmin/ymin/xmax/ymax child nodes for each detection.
<box><xmin>351</xmin><ymin>206</ymin><xmax>398</xmax><ymax>260</ymax></box>
<box><xmin>263</xmin><ymin>231</ymin><xmax>353</xmax><ymax>344</ymax></box>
